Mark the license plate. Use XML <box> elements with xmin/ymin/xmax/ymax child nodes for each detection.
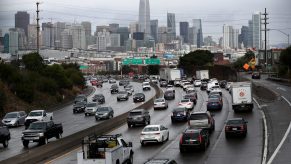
<box><xmin>232</xmin><ymin>128</ymin><xmax>237</xmax><ymax>130</ymax></box>
<box><xmin>24</xmin><ymin>137</ymin><xmax>39</xmax><ymax>140</ymax></box>
<box><xmin>177</xmin><ymin>114</ymin><xmax>181</xmax><ymax>116</ymax></box>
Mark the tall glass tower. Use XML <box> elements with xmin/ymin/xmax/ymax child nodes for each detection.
<box><xmin>139</xmin><ymin>0</ymin><xmax>150</xmax><ymax>37</ymax></box>
<box><xmin>193</xmin><ymin>19</ymin><xmax>203</xmax><ymax>48</ymax></box>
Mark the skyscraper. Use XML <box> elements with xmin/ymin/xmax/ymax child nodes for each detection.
<box><xmin>252</xmin><ymin>12</ymin><xmax>261</xmax><ymax>49</ymax></box>
<box><xmin>180</xmin><ymin>22</ymin><xmax>189</xmax><ymax>43</ymax></box>
<box><xmin>248</xmin><ymin>20</ymin><xmax>253</xmax><ymax>48</ymax></box>
<box><xmin>109</xmin><ymin>23</ymin><xmax>119</xmax><ymax>33</ymax></box>
<box><xmin>167</xmin><ymin>13</ymin><xmax>176</xmax><ymax>36</ymax></box>
<box><xmin>15</xmin><ymin>11</ymin><xmax>30</xmax><ymax>37</ymax></box>
<box><xmin>117</xmin><ymin>27</ymin><xmax>129</xmax><ymax>46</ymax></box>
<box><xmin>223</xmin><ymin>25</ymin><xmax>239</xmax><ymax>49</ymax></box>
<box><xmin>71</xmin><ymin>24</ymin><xmax>86</xmax><ymax>49</ymax></box>
<box><xmin>54</xmin><ymin>22</ymin><xmax>66</xmax><ymax>49</ymax></box>
<box><xmin>42</xmin><ymin>22</ymin><xmax>55</xmax><ymax>48</ymax></box>
<box><xmin>193</xmin><ymin>19</ymin><xmax>203</xmax><ymax>48</ymax></box>
<box><xmin>28</xmin><ymin>24</ymin><xmax>37</xmax><ymax>49</ymax></box>
<box><xmin>138</xmin><ymin>0</ymin><xmax>150</xmax><ymax>36</ymax></box>
<box><xmin>150</xmin><ymin>20</ymin><xmax>158</xmax><ymax>42</ymax></box>
<box><xmin>9</xmin><ymin>29</ymin><xmax>19</xmax><ymax>55</ymax></box>
<box><xmin>81</xmin><ymin>21</ymin><xmax>92</xmax><ymax>36</ymax></box>
<box><xmin>239</xmin><ymin>26</ymin><xmax>248</xmax><ymax>48</ymax></box>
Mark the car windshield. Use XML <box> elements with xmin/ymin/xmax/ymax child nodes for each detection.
<box><xmin>4</xmin><ymin>113</ymin><xmax>18</xmax><ymax>118</ymax></box>
<box><xmin>173</xmin><ymin>108</ymin><xmax>185</xmax><ymax>112</ymax></box>
<box><xmin>181</xmin><ymin>99</ymin><xmax>190</xmax><ymax>103</ymax></box>
<box><xmin>75</xmin><ymin>102</ymin><xmax>85</xmax><ymax>105</ymax></box>
<box><xmin>209</xmin><ymin>98</ymin><xmax>219</xmax><ymax>102</ymax></box>
<box><xmin>227</xmin><ymin>119</ymin><xmax>244</xmax><ymax>125</ymax></box>
<box><xmin>165</xmin><ymin>91</ymin><xmax>173</xmax><ymax>94</ymax></box>
<box><xmin>143</xmin><ymin>127</ymin><xmax>159</xmax><ymax>132</ymax></box>
<box><xmin>209</xmin><ymin>94</ymin><xmax>220</xmax><ymax>98</ymax></box>
<box><xmin>155</xmin><ymin>99</ymin><xmax>165</xmax><ymax>103</ymax></box>
<box><xmin>135</xmin><ymin>93</ymin><xmax>144</xmax><ymax>97</ymax></box>
<box><xmin>129</xmin><ymin>111</ymin><xmax>142</xmax><ymax>116</ymax></box>
<box><xmin>212</xmin><ymin>86</ymin><xmax>219</xmax><ymax>89</ymax></box>
<box><xmin>119</xmin><ymin>91</ymin><xmax>127</xmax><ymax>94</ymax></box>
<box><xmin>28</xmin><ymin>122</ymin><xmax>46</xmax><ymax>130</ymax></box>
<box><xmin>29</xmin><ymin>111</ymin><xmax>42</xmax><ymax>116</ymax></box>
<box><xmin>87</xmin><ymin>103</ymin><xmax>97</xmax><ymax>107</ymax></box>
<box><xmin>189</xmin><ymin>114</ymin><xmax>208</xmax><ymax>120</ymax></box>
<box><xmin>97</xmin><ymin>107</ymin><xmax>109</xmax><ymax>112</ymax></box>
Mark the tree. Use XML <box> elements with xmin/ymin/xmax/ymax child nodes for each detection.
<box><xmin>147</xmin><ymin>65</ymin><xmax>160</xmax><ymax>75</ymax></box>
<box><xmin>0</xmin><ymin>82</ymin><xmax>6</xmax><ymax>115</ymax></box>
<box><xmin>232</xmin><ymin>50</ymin><xmax>255</xmax><ymax>70</ymax></box>
<box><xmin>178</xmin><ymin>50</ymin><xmax>213</xmax><ymax>75</ymax></box>
<box><xmin>122</xmin><ymin>65</ymin><xmax>131</xmax><ymax>75</ymax></box>
<box><xmin>22</xmin><ymin>52</ymin><xmax>45</xmax><ymax>72</ymax></box>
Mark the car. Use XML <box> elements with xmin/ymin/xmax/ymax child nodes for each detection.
<box><xmin>124</xmin><ymin>85</ymin><xmax>134</xmax><ymax>95</ymax></box>
<box><xmin>109</xmin><ymin>78</ymin><xmax>116</xmax><ymax>83</ymax></box>
<box><xmin>133</xmin><ymin>93</ymin><xmax>146</xmax><ymax>103</ymax></box>
<box><xmin>144</xmin><ymin>159</ymin><xmax>177</xmax><ymax>164</ymax></box>
<box><xmin>151</xmin><ymin>78</ymin><xmax>158</xmax><ymax>84</ymax></box>
<box><xmin>207</xmin><ymin>98</ymin><xmax>223</xmax><ymax>111</ymax></box>
<box><xmin>166</xmin><ymin>85</ymin><xmax>175</xmax><ymax>93</ymax></box>
<box><xmin>110</xmin><ymin>84</ymin><xmax>119</xmax><ymax>94</ymax></box>
<box><xmin>179</xmin><ymin>128</ymin><xmax>210</xmax><ymax>152</ymax></box>
<box><xmin>209</xmin><ymin>86</ymin><xmax>222</xmax><ymax>95</ymax></box>
<box><xmin>225</xmin><ymin>118</ymin><xmax>248</xmax><ymax>138</ymax></box>
<box><xmin>207</xmin><ymin>81</ymin><xmax>219</xmax><ymax>94</ymax></box>
<box><xmin>164</xmin><ymin>90</ymin><xmax>175</xmax><ymax>100</ymax></box>
<box><xmin>208</xmin><ymin>93</ymin><xmax>223</xmax><ymax>104</ymax></box>
<box><xmin>171</xmin><ymin>107</ymin><xmax>190</xmax><ymax>122</ymax></box>
<box><xmin>252</xmin><ymin>72</ymin><xmax>261</xmax><ymax>79</ymax></box>
<box><xmin>186</xmin><ymin>88</ymin><xmax>198</xmax><ymax>97</ymax></box>
<box><xmin>119</xmin><ymin>80</ymin><xmax>130</xmax><ymax>86</ymax></box>
<box><xmin>117</xmin><ymin>91</ymin><xmax>129</xmax><ymax>101</ymax></box>
<box><xmin>180</xmin><ymin>80</ymin><xmax>189</xmax><ymax>88</ymax></box>
<box><xmin>73</xmin><ymin>101</ymin><xmax>87</xmax><ymax>113</ymax></box>
<box><xmin>183</xmin><ymin>83</ymin><xmax>192</xmax><ymax>91</ymax></box>
<box><xmin>102</xmin><ymin>78</ymin><xmax>108</xmax><ymax>83</ymax></box>
<box><xmin>160</xmin><ymin>81</ymin><xmax>168</xmax><ymax>87</ymax></box>
<box><xmin>0</xmin><ymin>125</ymin><xmax>10</xmax><ymax>148</ymax></box>
<box><xmin>142</xmin><ymin>82</ymin><xmax>151</xmax><ymax>91</ymax></box>
<box><xmin>2</xmin><ymin>111</ymin><xmax>27</xmax><ymax>127</ymax></box>
<box><xmin>226</xmin><ymin>82</ymin><xmax>233</xmax><ymax>91</ymax></box>
<box><xmin>153</xmin><ymin>98</ymin><xmax>168</xmax><ymax>110</ymax></box>
<box><xmin>188</xmin><ymin>111</ymin><xmax>215</xmax><ymax>133</ymax></box>
<box><xmin>185</xmin><ymin>85</ymin><xmax>195</xmax><ymax>92</ymax></box>
<box><xmin>95</xmin><ymin>106</ymin><xmax>114</xmax><ymax>120</ymax></box>
<box><xmin>174</xmin><ymin>79</ymin><xmax>181</xmax><ymax>87</ymax></box>
<box><xmin>219</xmin><ymin>80</ymin><xmax>227</xmax><ymax>88</ymax></box>
<box><xmin>95</xmin><ymin>80</ymin><xmax>103</xmax><ymax>88</ymax></box>
<box><xmin>24</xmin><ymin>110</ymin><xmax>53</xmax><ymax>129</ymax></box>
<box><xmin>194</xmin><ymin>80</ymin><xmax>202</xmax><ymax>87</ymax></box>
<box><xmin>84</xmin><ymin>102</ymin><xmax>98</xmax><ymax>116</ymax></box>
<box><xmin>183</xmin><ymin>94</ymin><xmax>197</xmax><ymax>104</ymax></box>
<box><xmin>74</xmin><ymin>94</ymin><xmax>87</xmax><ymax>104</ymax></box>
<box><xmin>200</xmin><ymin>82</ymin><xmax>207</xmax><ymax>90</ymax></box>
<box><xmin>178</xmin><ymin>99</ymin><xmax>194</xmax><ymax>110</ymax></box>
<box><xmin>140</xmin><ymin>125</ymin><xmax>169</xmax><ymax>146</ymax></box>
<box><xmin>127</xmin><ymin>109</ymin><xmax>150</xmax><ymax>127</ymax></box>
<box><xmin>92</xmin><ymin>94</ymin><xmax>105</xmax><ymax>104</ymax></box>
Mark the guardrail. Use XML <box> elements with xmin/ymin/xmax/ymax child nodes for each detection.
<box><xmin>267</xmin><ymin>77</ymin><xmax>291</xmax><ymax>83</ymax></box>
<box><xmin>1</xmin><ymin>84</ymin><xmax>162</xmax><ymax>164</ymax></box>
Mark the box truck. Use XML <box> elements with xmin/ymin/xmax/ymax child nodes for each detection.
<box><xmin>231</xmin><ymin>82</ymin><xmax>253</xmax><ymax>112</ymax></box>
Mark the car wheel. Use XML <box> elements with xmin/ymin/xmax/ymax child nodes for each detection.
<box><xmin>128</xmin><ymin>153</ymin><xmax>133</xmax><ymax>164</ymax></box>
<box><xmin>225</xmin><ymin>133</ymin><xmax>230</xmax><ymax>139</ymax></box>
<box><xmin>3</xmin><ymin>139</ymin><xmax>8</xmax><ymax>148</ymax></box>
<box><xmin>161</xmin><ymin>136</ymin><xmax>164</xmax><ymax>143</ymax></box>
<box><xmin>56</xmin><ymin>133</ymin><xmax>61</xmax><ymax>139</ymax></box>
<box><xmin>23</xmin><ymin>140</ymin><xmax>29</xmax><ymax>147</ymax></box>
<box><xmin>109</xmin><ymin>114</ymin><xmax>113</xmax><ymax>119</ymax></box>
<box><xmin>141</xmin><ymin>141</ymin><xmax>145</xmax><ymax>146</ymax></box>
<box><xmin>166</xmin><ymin>132</ymin><xmax>169</xmax><ymax>141</ymax></box>
<box><xmin>127</xmin><ymin>123</ymin><xmax>131</xmax><ymax>128</ymax></box>
<box><xmin>202</xmin><ymin>142</ymin><xmax>207</xmax><ymax>151</ymax></box>
<box><xmin>180</xmin><ymin>147</ymin><xmax>186</xmax><ymax>153</ymax></box>
<box><xmin>15</xmin><ymin>121</ymin><xmax>19</xmax><ymax>127</ymax></box>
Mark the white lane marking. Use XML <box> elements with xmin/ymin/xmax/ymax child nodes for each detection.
<box><xmin>267</xmin><ymin>122</ymin><xmax>291</xmax><ymax>164</ymax></box>
<box><xmin>276</xmin><ymin>87</ymin><xmax>286</xmax><ymax>92</ymax></box>
<box><xmin>281</xmin><ymin>96</ymin><xmax>291</xmax><ymax>107</ymax></box>
<box><xmin>161</xmin><ymin>133</ymin><xmax>180</xmax><ymax>153</ymax></box>
<box><xmin>260</xmin><ymin>110</ymin><xmax>268</xmax><ymax>164</ymax></box>
<box><xmin>253</xmin><ymin>98</ymin><xmax>261</xmax><ymax>109</ymax></box>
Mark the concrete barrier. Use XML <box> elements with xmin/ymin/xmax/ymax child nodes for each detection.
<box><xmin>1</xmin><ymin>84</ymin><xmax>161</xmax><ymax>164</ymax></box>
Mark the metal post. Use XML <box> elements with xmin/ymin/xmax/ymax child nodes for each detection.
<box><xmin>36</xmin><ymin>2</ymin><xmax>40</xmax><ymax>53</ymax></box>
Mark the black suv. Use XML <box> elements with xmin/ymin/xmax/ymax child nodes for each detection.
<box><xmin>73</xmin><ymin>101</ymin><xmax>87</xmax><ymax>113</ymax></box>
<box><xmin>92</xmin><ymin>94</ymin><xmax>105</xmax><ymax>104</ymax></box>
<box><xmin>225</xmin><ymin>118</ymin><xmax>248</xmax><ymax>138</ymax></box>
<box><xmin>127</xmin><ymin>109</ymin><xmax>150</xmax><ymax>127</ymax></box>
<box><xmin>133</xmin><ymin>93</ymin><xmax>145</xmax><ymax>103</ymax></box>
<box><xmin>200</xmin><ymin>82</ymin><xmax>207</xmax><ymax>90</ymax></box>
<box><xmin>0</xmin><ymin>125</ymin><xmax>10</xmax><ymax>148</ymax></box>
<box><xmin>219</xmin><ymin>80</ymin><xmax>227</xmax><ymax>88</ymax></box>
<box><xmin>252</xmin><ymin>72</ymin><xmax>260</xmax><ymax>79</ymax></box>
<box><xmin>179</xmin><ymin>128</ymin><xmax>210</xmax><ymax>152</ymax></box>
<box><xmin>110</xmin><ymin>84</ymin><xmax>119</xmax><ymax>94</ymax></box>
<box><xmin>74</xmin><ymin>94</ymin><xmax>87</xmax><ymax>104</ymax></box>
<box><xmin>164</xmin><ymin>90</ymin><xmax>175</xmax><ymax>100</ymax></box>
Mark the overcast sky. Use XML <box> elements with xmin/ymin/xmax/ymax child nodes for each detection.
<box><xmin>0</xmin><ymin>0</ymin><xmax>290</xmax><ymax>44</ymax></box>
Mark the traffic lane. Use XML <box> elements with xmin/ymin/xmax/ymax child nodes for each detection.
<box><xmin>46</xmin><ymin>86</ymin><xmax>187</xmax><ymax>164</ymax></box>
<box><xmin>0</xmin><ymin>81</ymin><xmax>155</xmax><ymax>161</ymax></box>
<box><xmin>151</xmin><ymin>89</ymin><xmax>232</xmax><ymax>164</ymax></box>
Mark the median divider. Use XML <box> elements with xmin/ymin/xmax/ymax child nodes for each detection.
<box><xmin>1</xmin><ymin>83</ymin><xmax>162</xmax><ymax>164</ymax></box>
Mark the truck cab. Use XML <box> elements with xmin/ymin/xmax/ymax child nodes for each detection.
<box><xmin>77</xmin><ymin>134</ymin><xmax>133</xmax><ymax>164</ymax></box>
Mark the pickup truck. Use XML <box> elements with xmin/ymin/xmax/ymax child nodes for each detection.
<box><xmin>77</xmin><ymin>134</ymin><xmax>134</xmax><ymax>164</ymax></box>
<box><xmin>0</xmin><ymin>125</ymin><xmax>10</xmax><ymax>148</ymax></box>
<box><xmin>22</xmin><ymin>120</ymin><xmax>63</xmax><ymax>147</ymax></box>
<box><xmin>24</xmin><ymin>110</ymin><xmax>53</xmax><ymax>129</ymax></box>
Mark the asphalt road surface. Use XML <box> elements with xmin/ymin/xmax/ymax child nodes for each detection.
<box><xmin>47</xmin><ymin>85</ymin><xmax>263</xmax><ymax>164</ymax></box>
<box><xmin>0</xmin><ymin>81</ymin><xmax>156</xmax><ymax>162</ymax></box>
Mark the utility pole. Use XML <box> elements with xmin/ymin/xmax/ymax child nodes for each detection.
<box><xmin>262</xmin><ymin>8</ymin><xmax>269</xmax><ymax>71</ymax></box>
<box><xmin>36</xmin><ymin>2</ymin><xmax>40</xmax><ymax>54</ymax></box>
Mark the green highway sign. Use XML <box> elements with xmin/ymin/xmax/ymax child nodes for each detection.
<box><xmin>79</xmin><ymin>65</ymin><xmax>89</xmax><ymax>69</ymax></box>
<box><xmin>145</xmin><ymin>58</ymin><xmax>160</xmax><ymax>65</ymax></box>
<box><xmin>122</xmin><ymin>58</ymin><xmax>143</xmax><ymax>65</ymax></box>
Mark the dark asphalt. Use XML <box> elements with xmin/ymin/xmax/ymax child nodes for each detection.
<box><xmin>0</xmin><ymin>81</ymin><xmax>156</xmax><ymax>162</ymax></box>
<box><xmin>48</xmin><ymin>85</ymin><xmax>263</xmax><ymax>164</ymax></box>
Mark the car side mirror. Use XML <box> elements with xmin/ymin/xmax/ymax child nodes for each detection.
<box><xmin>128</xmin><ymin>142</ymin><xmax>133</xmax><ymax>147</ymax></box>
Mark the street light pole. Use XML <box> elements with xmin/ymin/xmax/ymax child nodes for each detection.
<box><xmin>270</xmin><ymin>29</ymin><xmax>290</xmax><ymax>46</ymax></box>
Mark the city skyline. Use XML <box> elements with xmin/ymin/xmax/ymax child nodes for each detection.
<box><xmin>0</xmin><ymin>0</ymin><xmax>290</xmax><ymax>45</ymax></box>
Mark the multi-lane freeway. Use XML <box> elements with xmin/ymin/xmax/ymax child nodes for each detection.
<box><xmin>0</xmin><ymin>81</ymin><xmax>156</xmax><ymax>162</ymax></box>
<box><xmin>46</xmin><ymin>84</ymin><xmax>263</xmax><ymax>164</ymax></box>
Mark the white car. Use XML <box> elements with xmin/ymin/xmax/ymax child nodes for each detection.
<box><xmin>142</xmin><ymin>82</ymin><xmax>151</xmax><ymax>90</ymax></box>
<box><xmin>140</xmin><ymin>125</ymin><xmax>169</xmax><ymax>146</ymax></box>
<box><xmin>24</xmin><ymin>110</ymin><xmax>53</xmax><ymax>128</ymax></box>
<box><xmin>194</xmin><ymin>80</ymin><xmax>202</xmax><ymax>87</ymax></box>
<box><xmin>183</xmin><ymin>83</ymin><xmax>192</xmax><ymax>91</ymax></box>
<box><xmin>180</xmin><ymin>80</ymin><xmax>188</xmax><ymax>88</ymax></box>
<box><xmin>209</xmin><ymin>86</ymin><xmax>222</xmax><ymax>95</ymax></box>
<box><xmin>153</xmin><ymin>98</ymin><xmax>168</xmax><ymax>110</ymax></box>
<box><xmin>85</xmin><ymin>102</ymin><xmax>98</xmax><ymax>116</ymax></box>
<box><xmin>185</xmin><ymin>85</ymin><xmax>195</xmax><ymax>92</ymax></box>
<box><xmin>174</xmin><ymin>78</ymin><xmax>181</xmax><ymax>87</ymax></box>
<box><xmin>166</xmin><ymin>85</ymin><xmax>175</xmax><ymax>93</ymax></box>
<box><xmin>178</xmin><ymin>99</ymin><xmax>194</xmax><ymax>110</ymax></box>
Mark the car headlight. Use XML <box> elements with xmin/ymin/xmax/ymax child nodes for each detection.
<box><xmin>38</xmin><ymin>133</ymin><xmax>44</xmax><ymax>137</ymax></box>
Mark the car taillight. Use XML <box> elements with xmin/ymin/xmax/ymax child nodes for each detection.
<box><xmin>225</xmin><ymin>126</ymin><xmax>230</xmax><ymax>131</ymax></box>
<box><xmin>240</xmin><ymin>125</ymin><xmax>244</xmax><ymax>130</ymax></box>
<box><xmin>141</xmin><ymin>133</ymin><xmax>145</xmax><ymax>136</ymax></box>
<box><xmin>198</xmin><ymin>135</ymin><xmax>202</xmax><ymax>143</ymax></box>
<box><xmin>180</xmin><ymin>135</ymin><xmax>183</xmax><ymax>144</ymax></box>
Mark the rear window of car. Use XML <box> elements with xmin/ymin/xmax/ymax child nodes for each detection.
<box><xmin>227</xmin><ymin>119</ymin><xmax>244</xmax><ymax>125</ymax></box>
<box><xmin>87</xmin><ymin>103</ymin><xmax>97</xmax><ymax>107</ymax></box>
<box><xmin>209</xmin><ymin>98</ymin><xmax>219</xmax><ymax>102</ymax></box>
<box><xmin>129</xmin><ymin>111</ymin><xmax>142</xmax><ymax>116</ymax></box>
<box><xmin>143</xmin><ymin>127</ymin><xmax>159</xmax><ymax>132</ymax></box>
<box><xmin>189</xmin><ymin>114</ymin><xmax>208</xmax><ymax>120</ymax></box>
<box><xmin>181</xmin><ymin>99</ymin><xmax>190</xmax><ymax>103</ymax></box>
<box><xmin>183</xmin><ymin>132</ymin><xmax>199</xmax><ymax>140</ymax></box>
<box><xmin>155</xmin><ymin>99</ymin><xmax>165</xmax><ymax>103</ymax></box>
<box><xmin>97</xmin><ymin>107</ymin><xmax>109</xmax><ymax>112</ymax></box>
<box><xmin>173</xmin><ymin>108</ymin><xmax>185</xmax><ymax>112</ymax></box>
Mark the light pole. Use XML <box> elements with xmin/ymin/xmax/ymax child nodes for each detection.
<box><xmin>270</xmin><ymin>29</ymin><xmax>290</xmax><ymax>46</ymax></box>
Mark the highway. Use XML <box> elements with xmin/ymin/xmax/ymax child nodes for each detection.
<box><xmin>47</xmin><ymin>85</ymin><xmax>263</xmax><ymax>164</ymax></box>
<box><xmin>0</xmin><ymin>81</ymin><xmax>156</xmax><ymax>162</ymax></box>
<box><xmin>243</xmin><ymin>73</ymin><xmax>291</xmax><ymax>164</ymax></box>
